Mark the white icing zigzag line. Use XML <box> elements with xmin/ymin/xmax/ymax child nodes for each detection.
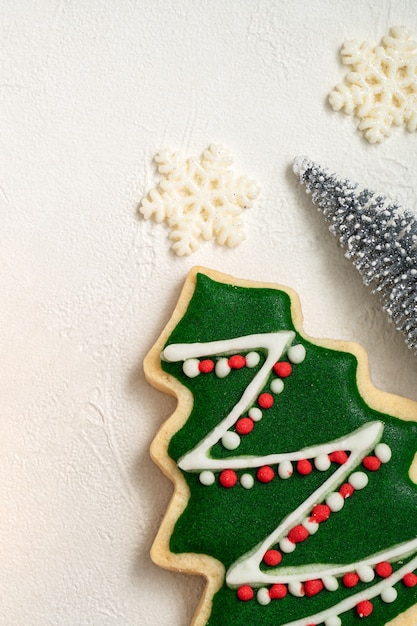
<box><xmin>226</xmin><ymin>422</ymin><xmax>383</xmax><ymax>587</ymax></box>
<box><xmin>162</xmin><ymin>331</ymin><xmax>295</xmax><ymax>471</ymax></box>
<box><xmin>242</xmin><ymin>537</ymin><xmax>417</xmax><ymax>586</ymax></box>
<box><xmin>184</xmin><ymin>421</ymin><xmax>382</xmax><ymax>471</ymax></box>
<box><xmin>280</xmin><ymin>552</ymin><xmax>417</xmax><ymax>626</ymax></box>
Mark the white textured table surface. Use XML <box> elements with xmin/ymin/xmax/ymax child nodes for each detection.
<box><xmin>1</xmin><ymin>2</ymin><xmax>417</xmax><ymax>624</ymax></box>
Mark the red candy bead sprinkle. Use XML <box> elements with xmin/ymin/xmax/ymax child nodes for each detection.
<box><xmin>263</xmin><ymin>549</ymin><xmax>282</xmax><ymax>567</ymax></box>
<box><xmin>362</xmin><ymin>456</ymin><xmax>382</xmax><ymax>471</ymax></box>
<box><xmin>257</xmin><ymin>465</ymin><xmax>275</xmax><ymax>483</ymax></box>
<box><xmin>269</xmin><ymin>583</ymin><xmax>287</xmax><ymax>599</ymax></box>
<box><xmin>198</xmin><ymin>359</ymin><xmax>214</xmax><ymax>373</ymax></box>
<box><xmin>297</xmin><ymin>459</ymin><xmax>313</xmax><ymax>475</ymax></box>
<box><xmin>375</xmin><ymin>561</ymin><xmax>392</xmax><ymax>578</ymax></box>
<box><xmin>258</xmin><ymin>393</ymin><xmax>274</xmax><ymax>409</ymax></box>
<box><xmin>228</xmin><ymin>354</ymin><xmax>246</xmax><ymax>369</ymax></box>
<box><xmin>356</xmin><ymin>600</ymin><xmax>373</xmax><ymax>618</ymax></box>
<box><xmin>304</xmin><ymin>579</ymin><xmax>324</xmax><ymax>597</ymax></box>
<box><xmin>219</xmin><ymin>469</ymin><xmax>237</xmax><ymax>488</ymax></box>
<box><xmin>328</xmin><ymin>450</ymin><xmax>348</xmax><ymax>464</ymax></box>
<box><xmin>273</xmin><ymin>361</ymin><xmax>293</xmax><ymax>378</ymax></box>
<box><xmin>236</xmin><ymin>417</ymin><xmax>254</xmax><ymax>435</ymax></box>
<box><xmin>339</xmin><ymin>483</ymin><xmax>354</xmax><ymax>499</ymax></box>
<box><xmin>237</xmin><ymin>585</ymin><xmax>254</xmax><ymax>601</ymax></box>
<box><xmin>288</xmin><ymin>525</ymin><xmax>309</xmax><ymax>544</ymax></box>
<box><xmin>403</xmin><ymin>572</ymin><xmax>417</xmax><ymax>587</ymax></box>
<box><xmin>343</xmin><ymin>572</ymin><xmax>359</xmax><ymax>588</ymax></box>
<box><xmin>310</xmin><ymin>504</ymin><xmax>331</xmax><ymax>523</ymax></box>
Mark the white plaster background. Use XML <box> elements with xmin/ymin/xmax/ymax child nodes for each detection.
<box><xmin>1</xmin><ymin>1</ymin><xmax>417</xmax><ymax>624</ymax></box>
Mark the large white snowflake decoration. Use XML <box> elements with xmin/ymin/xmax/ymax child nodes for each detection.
<box><xmin>139</xmin><ymin>144</ymin><xmax>260</xmax><ymax>256</ymax></box>
<box><xmin>329</xmin><ymin>26</ymin><xmax>417</xmax><ymax>143</ymax></box>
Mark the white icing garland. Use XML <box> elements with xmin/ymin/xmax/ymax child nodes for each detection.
<box><xmin>231</xmin><ymin>537</ymin><xmax>417</xmax><ymax>588</ymax></box>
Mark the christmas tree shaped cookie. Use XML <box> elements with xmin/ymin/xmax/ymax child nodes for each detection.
<box><xmin>145</xmin><ymin>267</ymin><xmax>417</xmax><ymax>626</ymax></box>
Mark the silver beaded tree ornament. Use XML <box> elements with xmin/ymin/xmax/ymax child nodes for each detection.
<box><xmin>293</xmin><ymin>157</ymin><xmax>417</xmax><ymax>352</ymax></box>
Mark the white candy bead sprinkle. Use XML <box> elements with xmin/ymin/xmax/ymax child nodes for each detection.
<box><xmin>221</xmin><ymin>431</ymin><xmax>240</xmax><ymax>450</ymax></box>
<box><xmin>287</xmin><ymin>344</ymin><xmax>306</xmax><ymax>364</ymax></box>
<box><xmin>349</xmin><ymin>471</ymin><xmax>368</xmax><ymax>490</ymax></box>
<box><xmin>315</xmin><ymin>453</ymin><xmax>331</xmax><ymax>471</ymax></box>
<box><xmin>381</xmin><ymin>586</ymin><xmax>397</xmax><ymax>603</ymax></box>
<box><xmin>288</xmin><ymin>582</ymin><xmax>304</xmax><ymax>597</ymax></box>
<box><xmin>326</xmin><ymin>491</ymin><xmax>345</xmax><ymax>512</ymax></box>
<box><xmin>199</xmin><ymin>471</ymin><xmax>215</xmax><ymax>486</ymax></box>
<box><xmin>375</xmin><ymin>442</ymin><xmax>392</xmax><ymax>463</ymax></box>
<box><xmin>278</xmin><ymin>460</ymin><xmax>293</xmax><ymax>479</ymax></box>
<box><xmin>183</xmin><ymin>358</ymin><xmax>200</xmax><ymax>377</ymax></box>
<box><xmin>256</xmin><ymin>587</ymin><xmax>271</xmax><ymax>605</ymax></box>
<box><xmin>246</xmin><ymin>351</ymin><xmax>260</xmax><ymax>367</ymax></box>
<box><xmin>249</xmin><ymin>407</ymin><xmax>262</xmax><ymax>421</ymax></box>
<box><xmin>240</xmin><ymin>473</ymin><xmax>254</xmax><ymax>489</ymax></box>
<box><xmin>323</xmin><ymin>575</ymin><xmax>339</xmax><ymax>591</ymax></box>
<box><xmin>215</xmin><ymin>358</ymin><xmax>231</xmax><ymax>378</ymax></box>
<box><xmin>279</xmin><ymin>537</ymin><xmax>296</xmax><ymax>553</ymax></box>
<box><xmin>270</xmin><ymin>378</ymin><xmax>284</xmax><ymax>394</ymax></box>
<box><xmin>303</xmin><ymin>518</ymin><xmax>319</xmax><ymax>534</ymax></box>
<box><xmin>357</xmin><ymin>565</ymin><xmax>375</xmax><ymax>583</ymax></box>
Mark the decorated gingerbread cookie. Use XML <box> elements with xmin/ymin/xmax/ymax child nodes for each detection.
<box><xmin>145</xmin><ymin>267</ymin><xmax>417</xmax><ymax>626</ymax></box>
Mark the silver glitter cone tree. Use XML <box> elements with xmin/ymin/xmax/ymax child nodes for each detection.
<box><xmin>293</xmin><ymin>156</ymin><xmax>417</xmax><ymax>352</ymax></box>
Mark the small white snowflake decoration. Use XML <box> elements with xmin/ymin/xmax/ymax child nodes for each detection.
<box><xmin>139</xmin><ymin>144</ymin><xmax>260</xmax><ymax>256</ymax></box>
<box><xmin>329</xmin><ymin>26</ymin><xmax>417</xmax><ymax>143</ymax></box>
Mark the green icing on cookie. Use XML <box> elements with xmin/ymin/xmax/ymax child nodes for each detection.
<box><xmin>159</xmin><ymin>272</ymin><xmax>417</xmax><ymax>626</ymax></box>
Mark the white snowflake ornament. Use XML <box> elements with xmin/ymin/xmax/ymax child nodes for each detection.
<box><xmin>329</xmin><ymin>26</ymin><xmax>417</xmax><ymax>143</ymax></box>
<box><xmin>139</xmin><ymin>144</ymin><xmax>260</xmax><ymax>256</ymax></box>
